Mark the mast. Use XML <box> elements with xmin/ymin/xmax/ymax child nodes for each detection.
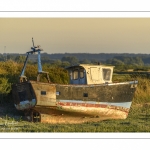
<box><xmin>19</xmin><ymin>38</ymin><xmax>50</xmax><ymax>83</ymax></box>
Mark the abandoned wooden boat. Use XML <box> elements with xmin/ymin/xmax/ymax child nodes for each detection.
<box><xmin>12</xmin><ymin>39</ymin><xmax>138</xmax><ymax>124</ymax></box>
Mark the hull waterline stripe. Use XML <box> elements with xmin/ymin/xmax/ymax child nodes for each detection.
<box><xmin>58</xmin><ymin>100</ymin><xmax>132</xmax><ymax>108</ymax></box>
<box><xmin>57</xmin><ymin>102</ymin><xmax>130</xmax><ymax>113</ymax></box>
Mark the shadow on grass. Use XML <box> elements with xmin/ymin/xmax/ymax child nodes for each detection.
<box><xmin>0</xmin><ymin>102</ymin><xmax>25</xmax><ymax>122</ymax></box>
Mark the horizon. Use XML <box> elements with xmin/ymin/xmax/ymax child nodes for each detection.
<box><xmin>1</xmin><ymin>52</ymin><xmax>150</xmax><ymax>55</ymax></box>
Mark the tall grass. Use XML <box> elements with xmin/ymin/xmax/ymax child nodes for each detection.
<box><xmin>113</xmin><ymin>73</ymin><xmax>150</xmax><ymax>104</ymax></box>
<box><xmin>133</xmin><ymin>77</ymin><xmax>150</xmax><ymax>104</ymax></box>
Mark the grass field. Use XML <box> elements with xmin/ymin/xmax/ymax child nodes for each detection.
<box><xmin>0</xmin><ymin>103</ymin><xmax>150</xmax><ymax>132</ymax></box>
<box><xmin>1</xmin><ymin>75</ymin><xmax>150</xmax><ymax>132</ymax></box>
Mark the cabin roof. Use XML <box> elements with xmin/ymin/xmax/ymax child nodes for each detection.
<box><xmin>65</xmin><ymin>64</ymin><xmax>115</xmax><ymax>70</ymax></box>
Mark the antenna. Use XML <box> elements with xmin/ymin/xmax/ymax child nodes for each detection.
<box><xmin>32</xmin><ymin>37</ymin><xmax>35</xmax><ymax>47</ymax></box>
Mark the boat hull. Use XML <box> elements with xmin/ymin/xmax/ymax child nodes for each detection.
<box><xmin>12</xmin><ymin>80</ymin><xmax>138</xmax><ymax>123</ymax></box>
<box><xmin>56</xmin><ymin>100</ymin><xmax>130</xmax><ymax>118</ymax></box>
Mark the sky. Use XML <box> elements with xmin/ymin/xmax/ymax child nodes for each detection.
<box><xmin>1</xmin><ymin>18</ymin><xmax>150</xmax><ymax>54</ymax></box>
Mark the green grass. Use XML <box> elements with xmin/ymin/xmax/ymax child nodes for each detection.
<box><xmin>0</xmin><ymin>103</ymin><xmax>150</xmax><ymax>132</ymax></box>
<box><xmin>1</xmin><ymin>74</ymin><xmax>150</xmax><ymax>132</ymax></box>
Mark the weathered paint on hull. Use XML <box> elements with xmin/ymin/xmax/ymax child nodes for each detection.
<box><xmin>32</xmin><ymin>105</ymin><xmax>128</xmax><ymax>124</ymax></box>
<box><xmin>15</xmin><ymin>99</ymin><xmax>36</xmax><ymax>110</ymax></box>
<box><xmin>56</xmin><ymin>101</ymin><xmax>130</xmax><ymax>119</ymax></box>
<box><xmin>12</xmin><ymin>81</ymin><xmax>37</xmax><ymax>110</ymax></box>
<box><xmin>12</xmin><ymin>80</ymin><xmax>137</xmax><ymax>123</ymax></box>
<box><xmin>57</xmin><ymin>100</ymin><xmax>132</xmax><ymax>119</ymax></box>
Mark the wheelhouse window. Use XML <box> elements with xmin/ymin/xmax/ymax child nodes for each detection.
<box><xmin>73</xmin><ymin>69</ymin><xmax>78</xmax><ymax>80</ymax></box>
<box><xmin>79</xmin><ymin>68</ymin><xmax>84</xmax><ymax>78</ymax></box>
<box><xmin>102</xmin><ymin>68</ymin><xmax>111</xmax><ymax>81</ymax></box>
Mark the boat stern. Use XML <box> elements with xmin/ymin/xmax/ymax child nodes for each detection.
<box><xmin>12</xmin><ymin>81</ymin><xmax>37</xmax><ymax>111</ymax></box>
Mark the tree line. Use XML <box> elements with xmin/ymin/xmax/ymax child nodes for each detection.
<box><xmin>1</xmin><ymin>53</ymin><xmax>150</xmax><ymax>70</ymax></box>
<box><xmin>1</xmin><ymin>52</ymin><xmax>150</xmax><ymax>63</ymax></box>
